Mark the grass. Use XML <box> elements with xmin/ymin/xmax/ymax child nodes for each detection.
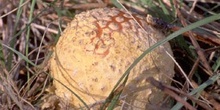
<box><xmin>0</xmin><ymin>0</ymin><xmax>219</xmax><ymax>110</ymax></box>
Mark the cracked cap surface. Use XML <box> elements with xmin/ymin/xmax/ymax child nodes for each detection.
<box><xmin>50</xmin><ymin>7</ymin><xmax>174</xmax><ymax>110</ymax></box>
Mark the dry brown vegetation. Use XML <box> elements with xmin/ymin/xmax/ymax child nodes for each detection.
<box><xmin>0</xmin><ymin>0</ymin><xmax>219</xmax><ymax>110</ymax></box>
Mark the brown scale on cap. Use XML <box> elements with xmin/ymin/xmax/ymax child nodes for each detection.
<box><xmin>69</xmin><ymin>8</ymin><xmax>150</xmax><ymax>57</ymax></box>
<box><xmin>50</xmin><ymin>7</ymin><xmax>174</xmax><ymax>110</ymax></box>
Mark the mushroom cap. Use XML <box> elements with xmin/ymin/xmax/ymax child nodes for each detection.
<box><xmin>50</xmin><ymin>7</ymin><xmax>174</xmax><ymax>109</ymax></box>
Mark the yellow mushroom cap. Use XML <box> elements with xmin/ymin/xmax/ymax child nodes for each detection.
<box><xmin>50</xmin><ymin>7</ymin><xmax>174</xmax><ymax>109</ymax></box>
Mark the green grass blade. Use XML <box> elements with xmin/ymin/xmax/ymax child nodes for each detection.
<box><xmin>111</xmin><ymin>0</ymin><xmax>123</xmax><ymax>9</ymax></box>
<box><xmin>171</xmin><ymin>73</ymin><xmax>220</xmax><ymax>110</ymax></box>
<box><xmin>212</xmin><ymin>57</ymin><xmax>220</xmax><ymax>72</ymax></box>
<box><xmin>7</xmin><ymin>0</ymin><xmax>25</xmax><ymax>70</ymax></box>
<box><xmin>105</xmin><ymin>13</ymin><xmax>220</xmax><ymax>109</ymax></box>
<box><xmin>52</xmin><ymin>78</ymin><xmax>89</xmax><ymax>109</ymax></box>
<box><xmin>26</xmin><ymin>0</ymin><xmax>36</xmax><ymax>57</ymax></box>
<box><xmin>0</xmin><ymin>43</ymin><xmax>5</xmax><ymax>66</ymax></box>
<box><xmin>1</xmin><ymin>43</ymin><xmax>36</xmax><ymax>67</ymax></box>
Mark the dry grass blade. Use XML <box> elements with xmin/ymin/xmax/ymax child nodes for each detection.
<box><xmin>173</xmin><ymin>0</ymin><xmax>213</xmax><ymax>75</ymax></box>
<box><xmin>147</xmin><ymin>77</ymin><xmax>197</xmax><ymax>110</ymax></box>
<box><xmin>0</xmin><ymin>64</ymin><xmax>35</xmax><ymax>110</ymax></box>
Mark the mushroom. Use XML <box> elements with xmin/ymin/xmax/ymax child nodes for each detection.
<box><xmin>50</xmin><ymin>7</ymin><xmax>174</xmax><ymax>109</ymax></box>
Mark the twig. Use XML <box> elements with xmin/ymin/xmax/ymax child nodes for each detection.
<box><xmin>173</xmin><ymin>0</ymin><xmax>213</xmax><ymax>75</ymax></box>
<box><xmin>147</xmin><ymin>77</ymin><xmax>214</xmax><ymax>110</ymax></box>
<box><xmin>146</xmin><ymin>77</ymin><xmax>197</xmax><ymax>110</ymax></box>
